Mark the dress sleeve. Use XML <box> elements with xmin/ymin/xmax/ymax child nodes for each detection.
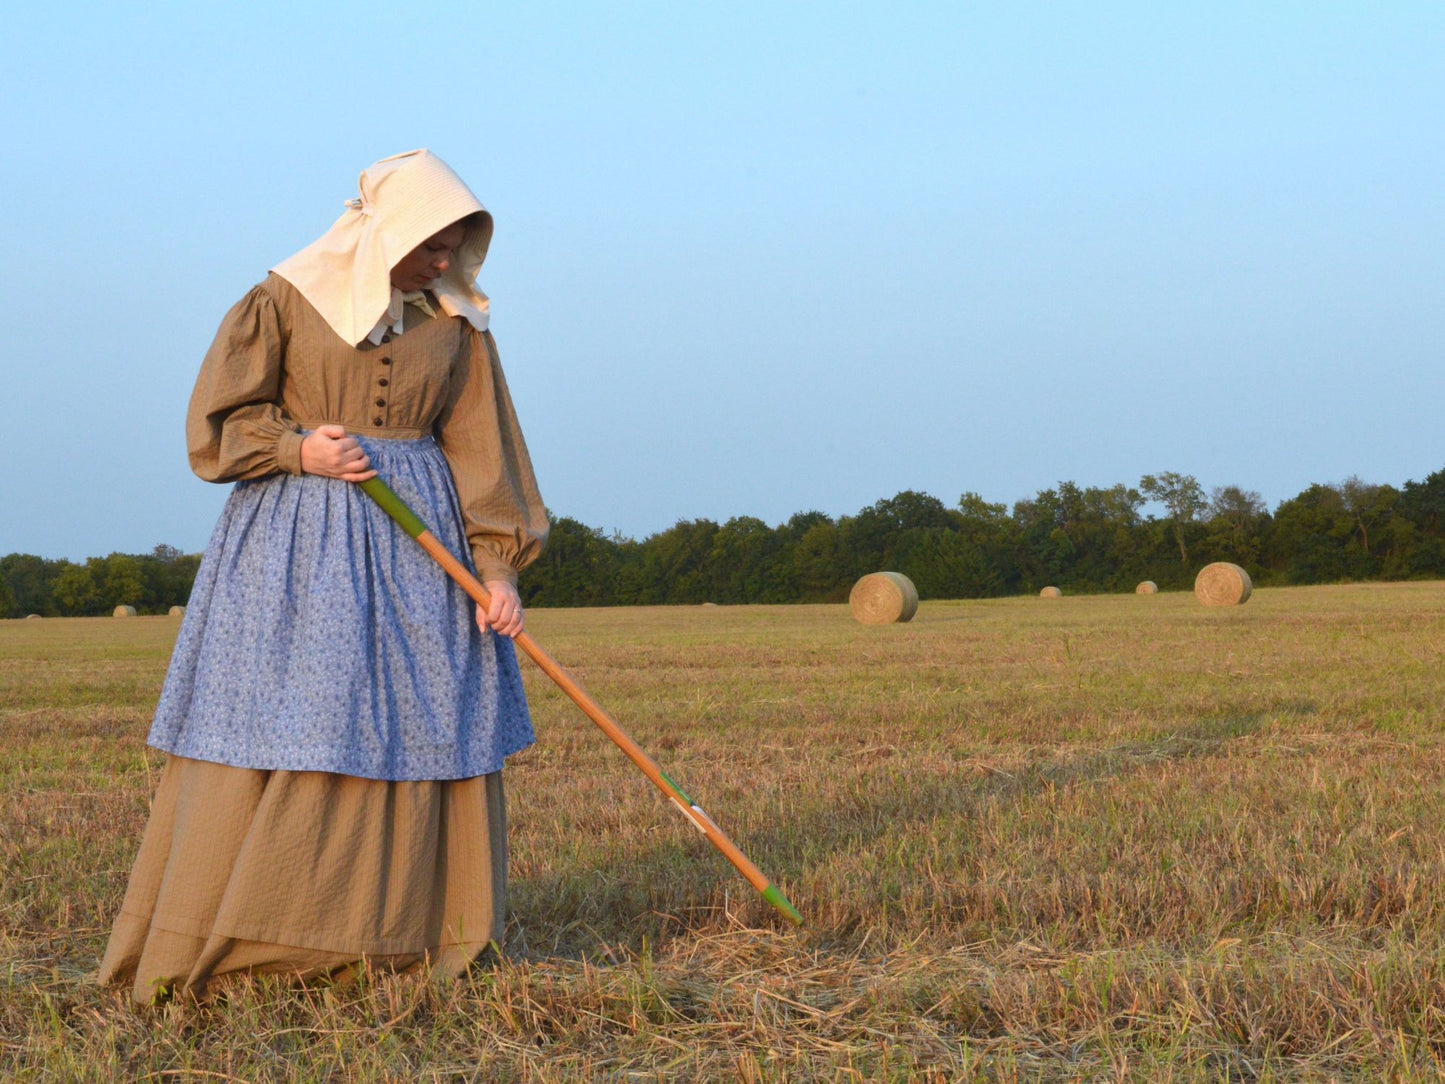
<box><xmin>185</xmin><ymin>285</ymin><xmax>306</xmax><ymax>482</ymax></box>
<box><xmin>433</xmin><ymin>328</ymin><xmax>550</xmax><ymax>585</ymax></box>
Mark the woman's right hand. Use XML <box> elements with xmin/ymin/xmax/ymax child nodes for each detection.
<box><xmin>300</xmin><ymin>425</ymin><xmax>378</xmax><ymax>482</ymax></box>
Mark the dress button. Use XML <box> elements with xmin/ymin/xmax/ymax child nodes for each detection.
<box><xmin>378</xmin><ymin>378</ymin><xmax>389</xmax><ymax>387</ymax></box>
<box><xmin>373</xmin><ymin>416</ymin><xmax>384</xmax><ymax>425</ymax></box>
<box><xmin>375</xmin><ymin>397</ymin><xmax>386</xmax><ymax>407</ymax></box>
<box><xmin>379</xmin><ymin>356</ymin><xmax>392</xmax><ymax>365</ymax></box>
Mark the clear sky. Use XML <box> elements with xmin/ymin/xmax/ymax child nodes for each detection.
<box><xmin>3</xmin><ymin>3</ymin><xmax>1442</xmax><ymax>559</ymax></box>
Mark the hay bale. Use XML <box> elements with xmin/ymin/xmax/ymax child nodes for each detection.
<box><xmin>1194</xmin><ymin>563</ymin><xmax>1252</xmax><ymax>606</ymax></box>
<box><xmin>1135</xmin><ymin>581</ymin><xmax>1158</xmax><ymax>595</ymax></box>
<box><xmin>25</xmin><ymin>614</ymin><xmax>41</xmax><ymax>620</ymax></box>
<box><xmin>849</xmin><ymin>572</ymin><xmax>918</xmax><ymax>625</ymax></box>
<box><xmin>113</xmin><ymin>605</ymin><xmax>137</xmax><ymax>618</ymax></box>
<box><xmin>1039</xmin><ymin>586</ymin><xmax>1062</xmax><ymax>598</ymax></box>
<box><xmin>168</xmin><ymin>605</ymin><xmax>186</xmax><ymax>617</ymax></box>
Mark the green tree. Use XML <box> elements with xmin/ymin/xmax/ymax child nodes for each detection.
<box><xmin>52</xmin><ymin>560</ymin><xmax>101</xmax><ymax>615</ymax></box>
<box><xmin>1399</xmin><ymin>468</ymin><xmax>1445</xmax><ymax>534</ymax></box>
<box><xmin>706</xmin><ymin>516</ymin><xmax>783</xmax><ymax>603</ymax></box>
<box><xmin>100</xmin><ymin>553</ymin><xmax>149</xmax><ymax>610</ymax></box>
<box><xmin>780</xmin><ymin>510</ymin><xmax>832</xmax><ymax>538</ymax></box>
<box><xmin>1262</xmin><ymin>484</ymin><xmax>1355</xmax><ymax>583</ymax></box>
<box><xmin>0</xmin><ymin>554</ymin><xmax>63</xmax><ymax>616</ymax></box>
<box><xmin>144</xmin><ymin>544</ymin><xmax>202</xmax><ymax>609</ymax></box>
<box><xmin>608</xmin><ymin>537</ymin><xmax>649</xmax><ymax>605</ymax></box>
<box><xmin>1011</xmin><ymin>486</ymin><xmax>1075</xmax><ymax>590</ymax></box>
<box><xmin>1140</xmin><ymin>471</ymin><xmax>1207</xmax><ymax>563</ymax></box>
<box><xmin>1069</xmin><ymin>482</ymin><xmax>1146</xmax><ymax>588</ymax></box>
<box><xmin>1204</xmin><ymin>485</ymin><xmax>1267</xmax><ymax>566</ymax></box>
<box><xmin>895</xmin><ymin>528</ymin><xmax>1002</xmax><ymax>598</ymax></box>
<box><xmin>1396</xmin><ymin>468</ymin><xmax>1445</xmax><ymax>575</ymax></box>
<box><xmin>841</xmin><ymin>491</ymin><xmax>957</xmax><ymax>577</ymax></box>
<box><xmin>520</xmin><ymin>515</ymin><xmax>621</xmax><ymax>607</ymax></box>
<box><xmin>1337</xmin><ymin>476</ymin><xmax>1398</xmax><ymax>560</ymax></box>
<box><xmin>638</xmin><ymin>519</ymin><xmax>720</xmax><ymax>604</ymax></box>
<box><xmin>957</xmin><ymin>492</ymin><xmax>1021</xmax><ymax>594</ymax></box>
<box><xmin>1009</xmin><ymin>482</ymin><xmax>1148</xmax><ymax>592</ymax></box>
<box><xmin>789</xmin><ymin>519</ymin><xmax>848</xmax><ymax>601</ymax></box>
<box><xmin>957</xmin><ymin>492</ymin><xmax>1009</xmax><ymax>531</ymax></box>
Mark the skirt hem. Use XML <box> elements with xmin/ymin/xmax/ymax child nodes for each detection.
<box><xmin>97</xmin><ymin>755</ymin><xmax>507</xmax><ymax>1005</ymax></box>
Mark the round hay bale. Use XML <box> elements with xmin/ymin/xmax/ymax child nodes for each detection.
<box><xmin>1135</xmin><ymin>581</ymin><xmax>1158</xmax><ymax>595</ymax></box>
<box><xmin>113</xmin><ymin>605</ymin><xmax>137</xmax><ymax>618</ymax></box>
<box><xmin>1039</xmin><ymin>586</ymin><xmax>1062</xmax><ymax>598</ymax></box>
<box><xmin>168</xmin><ymin>605</ymin><xmax>186</xmax><ymax>617</ymax></box>
<box><xmin>849</xmin><ymin>572</ymin><xmax>918</xmax><ymax>625</ymax></box>
<box><xmin>1194</xmin><ymin>563</ymin><xmax>1252</xmax><ymax>606</ymax></box>
<box><xmin>25</xmin><ymin>613</ymin><xmax>41</xmax><ymax>620</ymax></box>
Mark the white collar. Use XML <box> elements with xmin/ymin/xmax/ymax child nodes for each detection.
<box><xmin>365</xmin><ymin>288</ymin><xmax>438</xmax><ymax>345</ymax></box>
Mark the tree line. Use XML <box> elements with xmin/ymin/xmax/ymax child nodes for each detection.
<box><xmin>5</xmin><ymin>467</ymin><xmax>1445</xmax><ymax>617</ymax></box>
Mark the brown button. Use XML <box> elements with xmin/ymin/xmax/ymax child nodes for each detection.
<box><xmin>375</xmin><ymin>397</ymin><xmax>386</xmax><ymax>407</ymax></box>
<box><xmin>377</xmin><ymin>377</ymin><xmax>389</xmax><ymax>387</ymax></box>
<box><xmin>373</xmin><ymin>416</ymin><xmax>384</xmax><ymax>425</ymax></box>
<box><xmin>379</xmin><ymin>356</ymin><xmax>392</xmax><ymax>365</ymax></box>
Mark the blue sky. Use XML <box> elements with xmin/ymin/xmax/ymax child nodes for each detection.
<box><xmin>3</xmin><ymin>3</ymin><xmax>1442</xmax><ymax>559</ymax></box>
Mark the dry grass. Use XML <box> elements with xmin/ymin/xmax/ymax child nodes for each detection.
<box><xmin>4</xmin><ymin>583</ymin><xmax>1445</xmax><ymax>1079</ymax></box>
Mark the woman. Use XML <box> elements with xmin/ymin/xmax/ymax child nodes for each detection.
<box><xmin>98</xmin><ymin>150</ymin><xmax>548</xmax><ymax>1003</ymax></box>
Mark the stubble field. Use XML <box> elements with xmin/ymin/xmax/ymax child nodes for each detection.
<box><xmin>3</xmin><ymin>583</ymin><xmax>1445</xmax><ymax>1081</ymax></box>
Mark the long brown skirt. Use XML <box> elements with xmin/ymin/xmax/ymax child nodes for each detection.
<box><xmin>98</xmin><ymin>755</ymin><xmax>507</xmax><ymax>1004</ymax></box>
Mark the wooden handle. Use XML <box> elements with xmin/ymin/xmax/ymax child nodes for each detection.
<box><xmin>393</xmin><ymin>517</ymin><xmax>801</xmax><ymax>925</ymax></box>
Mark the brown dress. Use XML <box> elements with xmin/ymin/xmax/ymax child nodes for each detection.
<box><xmin>98</xmin><ymin>759</ymin><xmax>507</xmax><ymax>1002</ymax></box>
<box><xmin>98</xmin><ymin>280</ymin><xmax>547</xmax><ymax>1003</ymax></box>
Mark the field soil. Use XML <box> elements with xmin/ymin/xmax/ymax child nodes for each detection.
<box><xmin>3</xmin><ymin>583</ymin><xmax>1445</xmax><ymax>1080</ymax></box>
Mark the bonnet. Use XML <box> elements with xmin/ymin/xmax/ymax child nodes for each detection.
<box><xmin>272</xmin><ymin>149</ymin><xmax>494</xmax><ymax>346</ymax></box>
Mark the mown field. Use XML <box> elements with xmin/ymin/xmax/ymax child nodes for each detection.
<box><xmin>3</xmin><ymin>583</ymin><xmax>1445</xmax><ymax>1080</ymax></box>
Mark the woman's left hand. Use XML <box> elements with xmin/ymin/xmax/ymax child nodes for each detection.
<box><xmin>477</xmin><ymin>581</ymin><xmax>524</xmax><ymax>637</ymax></box>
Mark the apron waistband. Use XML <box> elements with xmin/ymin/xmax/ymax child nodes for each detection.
<box><xmin>296</xmin><ymin>422</ymin><xmax>431</xmax><ymax>439</ymax></box>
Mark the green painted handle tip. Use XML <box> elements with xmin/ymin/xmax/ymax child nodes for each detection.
<box><xmin>358</xmin><ymin>477</ymin><xmax>428</xmax><ymax>539</ymax></box>
<box><xmin>762</xmin><ymin>884</ymin><xmax>804</xmax><ymax>926</ymax></box>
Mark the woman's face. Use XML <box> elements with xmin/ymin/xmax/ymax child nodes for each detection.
<box><xmin>390</xmin><ymin>222</ymin><xmax>468</xmax><ymax>292</ymax></box>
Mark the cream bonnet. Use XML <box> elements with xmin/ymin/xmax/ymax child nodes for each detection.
<box><xmin>272</xmin><ymin>150</ymin><xmax>494</xmax><ymax>346</ymax></box>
